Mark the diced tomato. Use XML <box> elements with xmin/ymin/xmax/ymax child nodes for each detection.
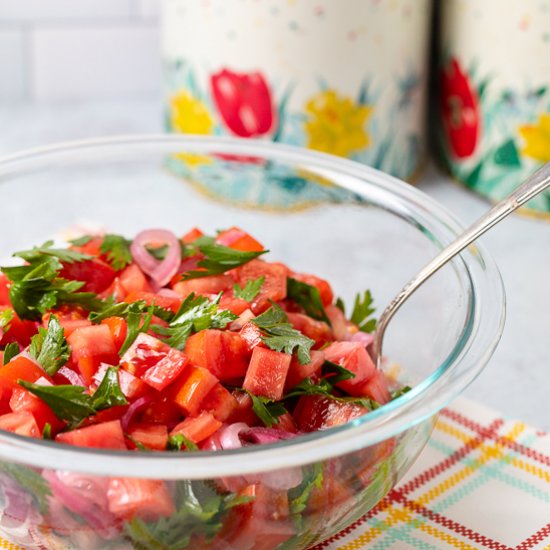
<box><xmin>119</xmin><ymin>264</ymin><xmax>151</xmax><ymax>294</ymax></box>
<box><xmin>0</xmin><ymin>387</ymin><xmax>11</xmax><ymax>415</ymax></box>
<box><xmin>325</xmin><ymin>304</ymin><xmax>350</xmax><ymax>341</ymax></box>
<box><xmin>233</xmin><ymin>260</ymin><xmax>288</xmax><ymax>314</ymax></box>
<box><xmin>100</xmin><ymin>276</ymin><xmax>127</xmax><ymax>301</ymax></box>
<box><xmin>274</xmin><ymin>412</ymin><xmax>297</xmax><ymax>434</ymax></box>
<box><xmin>220</xmin><ymin>484</ymin><xmax>293</xmax><ymax>550</ymax></box>
<box><xmin>60</xmin><ymin>258</ymin><xmax>116</xmax><ymax>293</ymax></box>
<box><xmin>293</xmin><ymin>395</ymin><xmax>367</xmax><ymax>432</ymax></box>
<box><xmin>184</xmin><ymin>329</ymin><xmax>249</xmax><ymax>382</ymax></box>
<box><xmin>171</xmin><ymin>365</ymin><xmax>218</xmax><ymax>415</ymax></box>
<box><xmin>67</xmin><ymin>324</ymin><xmax>118</xmax><ymax>384</ymax></box>
<box><xmin>127</xmin><ymin>424</ymin><xmax>168</xmax><ymax>451</ymax></box>
<box><xmin>107</xmin><ymin>478</ymin><xmax>175</xmax><ymax>521</ymax></box>
<box><xmin>9</xmin><ymin>388</ymin><xmax>64</xmax><ymax>434</ymax></box>
<box><xmin>181</xmin><ymin>227</ymin><xmax>203</xmax><ymax>243</ymax></box>
<box><xmin>42</xmin><ymin>308</ymin><xmax>92</xmax><ymax>337</ymax></box>
<box><xmin>140</xmin><ymin>396</ymin><xmax>182</xmax><ymax>426</ymax></box>
<box><xmin>0</xmin><ymin>307</ymin><xmax>38</xmax><ymax>348</ymax></box>
<box><xmin>239</xmin><ymin>322</ymin><xmax>264</xmax><ymax>351</ymax></box>
<box><xmin>356</xmin><ymin>439</ymin><xmax>397</xmax><ymax>488</ymax></box>
<box><xmin>356</xmin><ymin>370</ymin><xmax>391</xmax><ymax>404</ymax></box>
<box><xmin>93</xmin><ymin>363</ymin><xmax>148</xmax><ymax>401</ymax></box>
<box><xmin>56</xmin><ymin>420</ymin><xmax>127</xmax><ymax>450</ymax></box>
<box><xmin>0</xmin><ymin>411</ymin><xmax>40</xmax><ymax>438</ymax></box>
<box><xmin>226</xmin><ymin>391</ymin><xmax>257</xmax><ymax>425</ymax></box>
<box><xmin>201</xmin><ymin>383</ymin><xmax>238</xmax><ymax>422</ymax></box>
<box><xmin>141</xmin><ymin>348</ymin><xmax>189</xmax><ymax>391</ymax></box>
<box><xmin>81</xmin><ymin>405</ymin><xmax>129</xmax><ymax>427</ymax></box>
<box><xmin>323</xmin><ymin>341</ymin><xmax>376</xmax><ymax>395</ymax></box>
<box><xmin>306</xmin><ymin>474</ymin><xmax>355</xmax><ymax>526</ymax></box>
<box><xmin>216</xmin><ymin>226</ymin><xmax>264</xmax><ymax>252</ymax></box>
<box><xmin>125</xmin><ymin>290</ymin><xmax>182</xmax><ymax>314</ymax></box>
<box><xmin>290</xmin><ymin>272</ymin><xmax>334</xmax><ymax>306</ymax></box>
<box><xmin>122</xmin><ymin>333</ymin><xmax>169</xmax><ymax>375</ymax></box>
<box><xmin>285</xmin><ymin>350</ymin><xmax>325</xmax><ymax>390</ymax></box>
<box><xmin>121</xmin><ymin>333</ymin><xmax>188</xmax><ymax>391</ymax></box>
<box><xmin>0</xmin><ymin>356</ymin><xmax>52</xmax><ymax>392</ymax></box>
<box><xmin>219</xmin><ymin>293</ymin><xmax>250</xmax><ymax>315</ymax></box>
<box><xmin>286</xmin><ymin>312</ymin><xmax>332</xmax><ymax>347</ymax></box>
<box><xmin>0</xmin><ymin>274</ymin><xmax>11</xmax><ymax>305</ymax></box>
<box><xmin>172</xmin><ymin>274</ymin><xmax>234</xmax><ymax>298</ymax></box>
<box><xmin>243</xmin><ymin>347</ymin><xmax>292</xmax><ymax>401</ymax></box>
<box><xmin>101</xmin><ymin>317</ymin><xmax>128</xmax><ymax>352</ymax></box>
<box><xmin>170</xmin><ymin>411</ymin><xmax>222</xmax><ymax>444</ymax></box>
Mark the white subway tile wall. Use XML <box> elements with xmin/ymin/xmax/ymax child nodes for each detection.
<box><xmin>0</xmin><ymin>0</ymin><xmax>161</xmax><ymax>102</ymax></box>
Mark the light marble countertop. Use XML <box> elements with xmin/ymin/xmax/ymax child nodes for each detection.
<box><xmin>0</xmin><ymin>99</ymin><xmax>548</xmax><ymax>431</ymax></box>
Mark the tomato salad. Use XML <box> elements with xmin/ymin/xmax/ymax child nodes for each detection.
<box><xmin>0</xmin><ymin>227</ymin><xmax>412</xmax><ymax>549</ymax></box>
<box><xmin>0</xmin><ymin>226</ymin><xmax>406</xmax><ymax>451</ymax></box>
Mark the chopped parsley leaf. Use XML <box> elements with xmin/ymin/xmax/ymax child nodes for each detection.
<box><xmin>350</xmin><ymin>290</ymin><xmax>377</xmax><ymax>333</ymax></box>
<box><xmin>29</xmin><ymin>315</ymin><xmax>70</xmax><ymax>375</ymax></box>
<box><xmin>233</xmin><ymin>276</ymin><xmax>264</xmax><ymax>302</ymax></box>
<box><xmin>2</xmin><ymin>342</ymin><xmax>19</xmax><ymax>365</ymax></box>
<box><xmin>287</xmin><ymin>277</ymin><xmax>330</xmax><ymax>325</ymax></box>
<box><xmin>251</xmin><ymin>303</ymin><xmax>314</xmax><ymax>365</ymax></box>
<box><xmin>99</xmin><ymin>234</ymin><xmax>133</xmax><ymax>271</ymax></box>
<box><xmin>182</xmin><ymin>242</ymin><xmax>266</xmax><ymax>279</ymax></box>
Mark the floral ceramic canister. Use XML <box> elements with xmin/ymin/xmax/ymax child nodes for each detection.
<box><xmin>436</xmin><ymin>0</ymin><xmax>550</xmax><ymax>215</ymax></box>
<box><xmin>161</xmin><ymin>0</ymin><xmax>432</xmax><ymax>183</ymax></box>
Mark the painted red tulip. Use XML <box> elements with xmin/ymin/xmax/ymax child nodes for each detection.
<box><xmin>210</xmin><ymin>69</ymin><xmax>276</xmax><ymax>138</ymax></box>
<box><xmin>440</xmin><ymin>58</ymin><xmax>481</xmax><ymax>159</ymax></box>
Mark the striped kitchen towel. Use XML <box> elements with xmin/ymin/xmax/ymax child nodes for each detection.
<box><xmin>315</xmin><ymin>397</ymin><xmax>550</xmax><ymax>550</ymax></box>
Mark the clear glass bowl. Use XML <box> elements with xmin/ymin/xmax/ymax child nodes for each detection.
<box><xmin>0</xmin><ymin>136</ymin><xmax>505</xmax><ymax>550</ymax></box>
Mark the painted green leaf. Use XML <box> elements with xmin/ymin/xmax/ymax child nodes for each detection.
<box><xmin>464</xmin><ymin>161</ymin><xmax>484</xmax><ymax>188</ymax></box>
<box><xmin>494</xmin><ymin>139</ymin><xmax>521</xmax><ymax>167</ymax></box>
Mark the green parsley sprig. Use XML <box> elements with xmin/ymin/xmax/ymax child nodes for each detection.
<box><xmin>99</xmin><ymin>234</ymin><xmax>133</xmax><ymax>271</ymax></box>
<box><xmin>29</xmin><ymin>315</ymin><xmax>70</xmax><ymax>375</ymax></box>
<box><xmin>350</xmin><ymin>290</ymin><xmax>377</xmax><ymax>333</ymax></box>
<box><xmin>251</xmin><ymin>303</ymin><xmax>314</xmax><ymax>365</ymax></box>
<box><xmin>152</xmin><ymin>292</ymin><xmax>237</xmax><ymax>351</ymax></box>
<box><xmin>19</xmin><ymin>366</ymin><xmax>128</xmax><ymax>427</ymax></box>
<box><xmin>287</xmin><ymin>277</ymin><xmax>330</xmax><ymax>325</ymax></box>
<box><xmin>233</xmin><ymin>276</ymin><xmax>264</xmax><ymax>302</ymax></box>
<box><xmin>1</xmin><ymin>254</ymin><xmax>105</xmax><ymax>320</ymax></box>
<box><xmin>182</xmin><ymin>242</ymin><xmax>267</xmax><ymax>280</ymax></box>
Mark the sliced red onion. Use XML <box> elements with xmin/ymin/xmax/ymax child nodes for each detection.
<box><xmin>130</xmin><ymin>229</ymin><xmax>181</xmax><ymax>287</ymax></box>
<box><xmin>229</xmin><ymin>309</ymin><xmax>255</xmax><ymax>331</ymax></box>
<box><xmin>157</xmin><ymin>288</ymin><xmax>181</xmax><ymax>299</ymax></box>
<box><xmin>240</xmin><ymin>427</ymin><xmax>297</xmax><ymax>445</ymax></box>
<box><xmin>218</xmin><ymin>422</ymin><xmax>248</xmax><ymax>450</ymax></box>
<box><xmin>45</xmin><ymin>498</ymin><xmax>104</xmax><ymax>550</ymax></box>
<box><xmin>120</xmin><ymin>395</ymin><xmax>153</xmax><ymax>431</ymax></box>
<box><xmin>57</xmin><ymin>366</ymin><xmax>86</xmax><ymax>387</ymax></box>
<box><xmin>34</xmin><ymin>377</ymin><xmax>52</xmax><ymax>387</ymax></box>
<box><xmin>0</xmin><ymin>472</ymin><xmax>43</xmax><ymax>548</ymax></box>
<box><xmin>351</xmin><ymin>331</ymin><xmax>374</xmax><ymax>347</ymax></box>
<box><xmin>43</xmin><ymin>470</ymin><xmax>119</xmax><ymax>540</ymax></box>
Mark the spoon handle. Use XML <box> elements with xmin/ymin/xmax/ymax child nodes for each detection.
<box><xmin>373</xmin><ymin>161</ymin><xmax>550</xmax><ymax>363</ymax></box>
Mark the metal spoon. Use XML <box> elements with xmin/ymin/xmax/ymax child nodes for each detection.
<box><xmin>372</xmin><ymin>162</ymin><xmax>550</xmax><ymax>368</ymax></box>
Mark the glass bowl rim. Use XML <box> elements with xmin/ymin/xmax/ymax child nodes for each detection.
<box><xmin>0</xmin><ymin>135</ymin><xmax>506</xmax><ymax>478</ymax></box>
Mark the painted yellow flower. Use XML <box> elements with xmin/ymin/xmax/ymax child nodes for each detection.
<box><xmin>519</xmin><ymin>113</ymin><xmax>550</xmax><ymax>162</ymax></box>
<box><xmin>170</xmin><ymin>90</ymin><xmax>214</xmax><ymax>135</ymax></box>
<box><xmin>304</xmin><ymin>89</ymin><xmax>373</xmax><ymax>157</ymax></box>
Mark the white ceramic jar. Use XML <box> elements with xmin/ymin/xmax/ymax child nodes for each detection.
<box><xmin>436</xmin><ymin>0</ymin><xmax>550</xmax><ymax>215</ymax></box>
<box><xmin>162</xmin><ymin>0</ymin><xmax>432</xmax><ymax>182</ymax></box>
